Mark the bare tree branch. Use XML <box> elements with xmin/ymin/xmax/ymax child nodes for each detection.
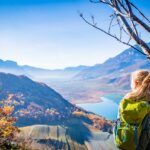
<box><xmin>124</xmin><ymin>0</ymin><xmax>139</xmax><ymax>36</ymax></box>
<box><xmin>81</xmin><ymin>0</ymin><xmax>150</xmax><ymax>59</ymax></box>
<box><xmin>113</xmin><ymin>0</ymin><xmax>150</xmax><ymax>58</ymax></box>
<box><xmin>127</xmin><ymin>35</ymin><xmax>132</xmax><ymax>44</ymax></box>
<box><xmin>108</xmin><ymin>14</ymin><xmax>115</xmax><ymax>33</ymax></box>
<box><xmin>129</xmin><ymin>1</ymin><xmax>150</xmax><ymax>24</ymax></box>
<box><xmin>80</xmin><ymin>13</ymin><xmax>146</xmax><ymax>56</ymax></box>
<box><xmin>132</xmin><ymin>14</ymin><xmax>150</xmax><ymax>33</ymax></box>
<box><xmin>124</xmin><ymin>0</ymin><xmax>150</xmax><ymax>33</ymax></box>
<box><xmin>115</xmin><ymin>14</ymin><xmax>130</xmax><ymax>37</ymax></box>
<box><xmin>131</xmin><ymin>19</ymin><xmax>138</xmax><ymax>36</ymax></box>
<box><xmin>117</xmin><ymin>0</ymin><xmax>129</xmax><ymax>13</ymax></box>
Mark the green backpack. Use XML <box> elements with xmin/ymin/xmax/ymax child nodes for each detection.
<box><xmin>113</xmin><ymin>98</ymin><xmax>150</xmax><ymax>150</ymax></box>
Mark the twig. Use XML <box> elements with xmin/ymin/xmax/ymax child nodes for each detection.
<box><xmin>80</xmin><ymin>13</ymin><xmax>146</xmax><ymax>56</ymax></box>
<box><xmin>130</xmin><ymin>1</ymin><xmax>150</xmax><ymax>24</ymax></box>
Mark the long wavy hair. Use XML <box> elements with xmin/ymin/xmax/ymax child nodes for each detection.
<box><xmin>124</xmin><ymin>70</ymin><xmax>150</xmax><ymax>101</ymax></box>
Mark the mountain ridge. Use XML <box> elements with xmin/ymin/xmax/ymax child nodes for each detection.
<box><xmin>0</xmin><ymin>59</ymin><xmax>89</xmax><ymax>80</ymax></box>
<box><xmin>43</xmin><ymin>43</ymin><xmax>150</xmax><ymax>103</ymax></box>
<box><xmin>74</xmin><ymin>43</ymin><xmax>150</xmax><ymax>80</ymax></box>
<box><xmin>1</xmin><ymin>43</ymin><xmax>149</xmax><ymax>82</ymax></box>
<box><xmin>1</xmin><ymin>44</ymin><xmax>150</xmax><ymax>104</ymax></box>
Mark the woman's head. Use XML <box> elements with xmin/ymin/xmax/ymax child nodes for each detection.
<box><xmin>131</xmin><ymin>70</ymin><xmax>149</xmax><ymax>90</ymax></box>
<box><xmin>125</xmin><ymin>70</ymin><xmax>150</xmax><ymax>101</ymax></box>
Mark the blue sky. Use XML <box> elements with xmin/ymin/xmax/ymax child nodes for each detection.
<box><xmin>0</xmin><ymin>0</ymin><xmax>149</xmax><ymax>69</ymax></box>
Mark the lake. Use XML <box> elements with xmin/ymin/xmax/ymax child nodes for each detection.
<box><xmin>77</xmin><ymin>97</ymin><xmax>120</xmax><ymax>120</ymax></box>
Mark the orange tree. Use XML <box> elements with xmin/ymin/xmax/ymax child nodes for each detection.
<box><xmin>0</xmin><ymin>106</ymin><xmax>20</xmax><ymax>149</ymax></box>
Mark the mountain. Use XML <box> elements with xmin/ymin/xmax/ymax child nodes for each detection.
<box><xmin>0</xmin><ymin>73</ymin><xmax>119</xmax><ymax>149</ymax></box>
<box><xmin>0</xmin><ymin>59</ymin><xmax>88</xmax><ymax>80</ymax></box>
<box><xmin>0</xmin><ymin>72</ymin><xmax>115</xmax><ymax>150</ymax></box>
<box><xmin>0</xmin><ymin>60</ymin><xmax>26</xmax><ymax>75</ymax></box>
<box><xmin>74</xmin><ymin>44</ymin><xmax>150</xmax><ymax>80</ymax></box>
<box><xmin>23</xmin><ymin>65</ymin><xmax>89</xmax><ymax>80</ymax></box>
<box><xmin>44</xmin><ymin>44</ymin><xmax>150</xmax><ymax>103</ymax></box>
<box><xmin>0</xmin><ymin>72</ymin><xmax>78</xmax><ymax>126</ymax></box>
<box><xmin>0</xmin><ymin>72</ymin><xmax>112</xmax><ymax>132</ymax></box>
<box><xmin>1</xmin><ymin>44</ymin><xmax>149</xmax><ymax>104</ymax></box>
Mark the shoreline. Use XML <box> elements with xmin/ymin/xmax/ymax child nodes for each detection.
<box><xmin>76</xmin><ymin>96</ymin><xmax>119</xmax><ymax>121</ymax></box>
<box><xmin>72</xmin><ymin>93</ymin><xmax>123</xmax><ymax>105</ymax></box>
<box><xmin>73</xmin><ymin>98</ymin><xmax>103</xmax><ymax>105</ymax></box>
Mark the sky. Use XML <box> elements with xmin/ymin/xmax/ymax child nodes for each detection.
<box><xmin>0</xmin><ymin>0</ymin><xmax>149</xmax><ymax>69</ymax></box>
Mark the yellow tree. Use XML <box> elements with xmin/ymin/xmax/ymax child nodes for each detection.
<box><xmin>0</xmin><ymin>106</ymin><xmax>20</xmax><ymax>149</ymax></box>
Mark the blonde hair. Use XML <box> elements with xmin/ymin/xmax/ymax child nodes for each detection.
<box><xmin>124</xmin><ymin>70</ymin><xmax>150</xmax><ymax>101</ymax></box>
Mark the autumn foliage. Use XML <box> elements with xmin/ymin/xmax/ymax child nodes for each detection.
<box><xmin>0</xmin><ymin>106</ymin><xmax>20</xmax><ymax>149</ymax></box>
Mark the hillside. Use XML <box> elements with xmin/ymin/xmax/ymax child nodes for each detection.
<box><xmin>19</xmin><ymin>124</ymin><xmax>119</xmax><ymax>150</ymax></box>
<box><xmin>0</xmin><ymin>72</ymin><xmax>77</xmax><ymax>126</ymax></box>
<box><xmin>0</xmin><ymin>72</ymin><xmax>116</xmax><ymax>149</ymax></box>
<box><xmin>0</xmin><ymin>72</ymin><xmax>113</xmax><ymax>132</ymax></box>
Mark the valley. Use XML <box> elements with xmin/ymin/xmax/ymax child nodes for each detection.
<box><xmin>0</xmin><ymin>72</ymin><xmax>116</xmax><ymax>149</ymax></box>
<box><xmin>0</xmin><ymin>44</ymin><xmax>149</xmax><ymax>149</ymax></box>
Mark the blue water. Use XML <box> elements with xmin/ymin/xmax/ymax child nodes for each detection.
<box><xmin>77</xmin><ymin>97</ymin><xmax>119</xmax><ymax>120</ymax></box>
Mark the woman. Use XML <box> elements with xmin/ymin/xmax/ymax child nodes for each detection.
<box><xmin>114</xmin><ymin>70</ymin><xmax>150</xmax><ymax>150</ymax></box>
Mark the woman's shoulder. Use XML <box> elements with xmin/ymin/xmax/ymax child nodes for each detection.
<box><xmin>119</xmin><ymin>97</ymin><xmax>134</xmax><ymax>104</ymax></box>
<box><xmin>120</xmin><ymin>95</ymin><xmax>149</xmax><ymax>102</ymax></box>
<box><xmin>119</xmin><ymin>97</ymin><xmax>150</xmax><ymax>110</ymax></box>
